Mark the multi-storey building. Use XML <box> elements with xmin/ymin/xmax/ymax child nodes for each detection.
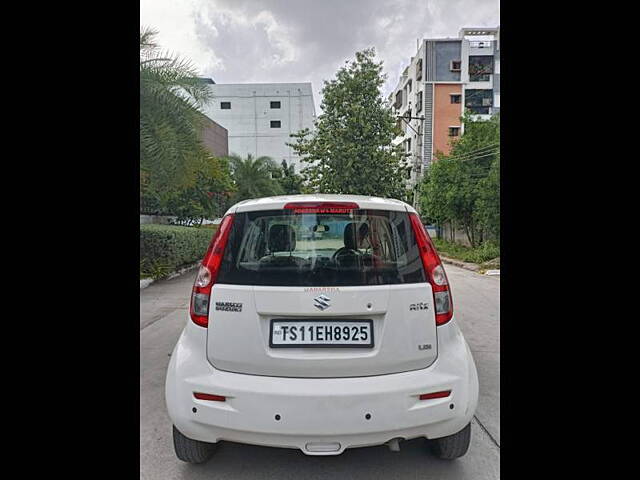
<box><xmin>198</xmin><ymin>113</ymin><xmax>229</xmax><ymax>158</ymax></box>
<box><xmin>460</xmin><ymin>26</ymin><xmax>500</xmax><ymax>119</ymax></box>
<box><xmin>201</xmin><ymin>82</ymin><xmax>316</xmax><ymax>173</ymax></box>
<box><xmin>389</xmin><ymin>26</ymin><xmax>500</xmax><ymax>206</ymax></box>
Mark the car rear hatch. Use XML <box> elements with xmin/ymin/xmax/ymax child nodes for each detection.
<box><xmin>206</xmin><ymin>202</ymin><xmax>439</xmax><ymax>378</ymax></box>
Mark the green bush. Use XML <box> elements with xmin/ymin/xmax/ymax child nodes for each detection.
<box><xmin>432</xmin><ymin>238</ymin><xmax>500</xmax><ymax>265</ymax></box>
<box><xmin>140</xmin><ymin>224</ymin><xmax>215</xmax><ymax>277</ymax></box>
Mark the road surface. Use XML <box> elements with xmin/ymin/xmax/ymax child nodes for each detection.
<box><xmin>140</xmin><ymin>264</ymin><xmax>500</xmax><ymax>479</ymax></box>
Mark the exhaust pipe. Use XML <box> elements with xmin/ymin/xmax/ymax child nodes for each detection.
<box><xmin>387</xmin><ymin>438</ymin><xmax>401</xmax><ymax>452</ymax></box>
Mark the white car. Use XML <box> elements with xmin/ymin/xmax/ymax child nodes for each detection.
<box><xmin>165</xmin><ymin>195</ymin><xmax>478</xmax><ymax>463</ymax></box>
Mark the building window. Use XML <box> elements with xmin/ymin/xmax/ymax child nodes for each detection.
<box><xmin>450</xmin><ymin>94</ymin><xmax>461</xmax><ymax>104</ymax></box>
<box><xmin>416</xmin><ymin>58</ymin><xmax>423</xmax><ymax>81</ymax></box>
<box><xmin>270</xmin><ymin>101</ymin><xmax>281</xmax><ymax>109</ymax></box>
<box><xmin>394</xmin><ymin>90</ymin><xmax>403</xmax><ymax>109</ymax></box>
<box><xmin>416</xmin><ymin>91</ymin><xmax>423</xmax><ymax>112</ymax></box>
<box><xmin>270</xmin><ymin>120</ymin><xmax>281</xmax><ymax>128</ymax></box>
<box><xmin>406</xmin><ymin>138</ymin><xmax>412</xmax><ymax>152</ymax></box>
<box><xmin>220</xmin><ymin>102</ymin><xmax>231</xmax><ymax>109</ymax></box>
<box><xmin>468</xmin><ymin>56</ymin><xmax>493</xmax><ymax>82</ymax></box>
<box><xmin>448</xmin><ymin>127</ymin><xmax>460</xmax><ymax>137</ymax></box>
<box><xmin>450</xmin><ymin>60</ymin><xmax>461</xmax><ymax>72</ymax></box>
<box><xmin>465</xmin><ymin>89</ymin><xmax>492</xmax><ymax>114</ymax></box>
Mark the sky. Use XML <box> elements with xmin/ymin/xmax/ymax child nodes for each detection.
<box><xmin>140</xmin><ymin>0</ymin><xmax>499</xmax><ymax>114</ymax></box>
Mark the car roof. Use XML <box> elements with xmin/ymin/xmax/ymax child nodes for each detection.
<box><xmin>225</xmin><ymin>194</ymin><xmax>417</xmax><ymax>214</ymax></box>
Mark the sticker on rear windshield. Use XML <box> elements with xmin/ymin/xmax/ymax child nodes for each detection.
<box><xmin>215</xmin><ymin>302</ymin><xmax>242</xmax><ymax>312</ymax></box>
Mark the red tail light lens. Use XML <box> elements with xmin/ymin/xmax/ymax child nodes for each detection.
<box><xmin>409</xmin><ymin>213</ymin><xmax>453</xmax><ymax>326</ymax></box>
<box><xmin>190</xmin><ymin>214</ymin><xmax>235</xmax><ymax>327</ymax></box>
<box><xmin>419</xmin><ymin>390</ymin><xmax>451</xmax><ymax>400</ymax></box>
<box><xmin>193</xmin><ymin>392</ymin><xmax>226</xmax><ymax>402</ymax></box>
<box><xmin>283</xmin><ymin>201</ymin><xmax>359</xmax><ymax>214</ymax></box>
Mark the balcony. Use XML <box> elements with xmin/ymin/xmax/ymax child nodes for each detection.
<box><xmin>468</xmin><ymin>40</ymin><xmax>494</xmax><ymax>56</ymax></box>
<box><xmin>468</xmin><ymin>55</ymin><xmax>494</xmax><ymax>82</ymax></box>
<box><xmin>469</xmin><ymin>40</ymin><xmax>492</xmax><ymax>48</ymax></box>
<box><xmin>465</xmin><ymin>88</ymin><xmax>493</xmax><ymax>115</ymax></box>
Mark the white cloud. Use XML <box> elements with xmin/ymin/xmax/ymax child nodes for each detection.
<box><xmin>254</xmin><ymin>10</ymin><xmax>299</xmax><ymax>65</ymax></box>
<box><xmin>141</xmin><ymin>0</ymin><xmax>500</xmax><ymax>113</ymax></box>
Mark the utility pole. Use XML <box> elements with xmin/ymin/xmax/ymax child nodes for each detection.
<box><xmin>397</xmin><ymin>114</ymin><xmax>425</xmax><ymax>211</ymax></box>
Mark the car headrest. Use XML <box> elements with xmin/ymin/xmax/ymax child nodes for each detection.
<box><xmin>344</xmin><ymin>222</ymin><xmax>369</xmax><ymax>250</ymax></box>
<box><xmin>268</xmin><ymin>224</ymin><xmax>296</xmax><ymax>252</ymax></box>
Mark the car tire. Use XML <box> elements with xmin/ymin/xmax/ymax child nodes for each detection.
<box><xmin>430</xmin><ymin>423</ymin><xmax>471</xmax><ymax>459</ymax></box>
<box><xmin>173</xmin><ymin>425</ymin><xmax>218</xmax><ymax>464</ymax></box>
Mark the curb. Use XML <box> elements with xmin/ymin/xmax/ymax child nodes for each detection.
<box><xmin>440</xmin><ymin>256</ymin><xmax>481</xmax><ymax>272</ymax></box>
<box><xmin>140</xmin><ymin>262</ymin><xmax>200</xmax><ymax>290</ymax></box>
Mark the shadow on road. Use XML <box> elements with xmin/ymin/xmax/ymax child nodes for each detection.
<box><xmin>173</xmin><ymin>438</ymin><xmax>472</xmax><ymax>480</ymax></box>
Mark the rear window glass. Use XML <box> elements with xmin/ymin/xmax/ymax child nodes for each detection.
<box><xmin>217</xmin><ymin>209</ymin><xmax>426</xmax><ymax>286</ymax></box>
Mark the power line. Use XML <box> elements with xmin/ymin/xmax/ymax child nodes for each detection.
<box><xmin>434</xmin><ymin>149</ymin><xmax>499</xmax><ymax>165</ymax></box>
<box><xmin>450</xmin><ymin>141</ymin><xmax>500</xmax><ymax>155</ymax></box>
<box><xmin>438</xmin><ymin>148</ymin><xmax>499</xmax><ymax>164</ymax></box>
<box><xmin>443</xmin><ymin>143</ymin><xmax>500</xmax><ymax>162</ymax></box>
<box><xmin>457</xmin><ymin>150</ymin><xmax>500</xmax><ymax>163</ymax></box>
<box><xmin>457</xmin><ymin>152</ymin><xmax>499</xmax><ymax>163</ymax></box>
<box><xmin>423</xmin><ymin>155</ymin><xmax>497</xmax><ymax>178</ymax></box>
<box><xmin>443</xmin><ymin>141</ymin><xmax>500</xmax><ymax>156</ymax></box>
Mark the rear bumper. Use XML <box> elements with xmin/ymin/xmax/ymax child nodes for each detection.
<box><xmin>165</xmin><ymin>318</ymin><xmax>478</xmax><ymax>456</ymax></box>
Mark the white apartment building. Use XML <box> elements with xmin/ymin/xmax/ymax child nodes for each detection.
<box><xmin>388</xmin><ymin>26</ymin><xmax>500</xmax><ymax>207</ymax></box>
<box><xmin>201</xmin><ymin>82</ymin><xmax>316</xmax><ymax>173</ymax></box>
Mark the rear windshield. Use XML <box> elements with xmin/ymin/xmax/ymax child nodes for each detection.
<box><xmin>217</xmin><ymin>209</ymin><xmax>426</xmax><ymax>286</ymax></box>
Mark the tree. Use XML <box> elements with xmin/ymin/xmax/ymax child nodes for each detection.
<box><xmin>228</xmin><ymin>154</ymin><xmax>284</xmax><ymax>202</ymax></box>
<box><xmin>289</xmin><ymin>48</ymin><xmax>409</xmax><ymax>199</ymax></box>
<box><xmin>278</xmin><ymin>160</ymin><xmax>304</xmax><ymax>194</ymax></box>
<box><xmin>140</xmin><ymin>27</ymin><xmax>213</xmax><ymax>198</ymax></box>
<box><xmin>164</xmin><ymin>156</ymin><xmax>235</xmax><ymax>226</ymax></box>
<box><xmin>475</xmin><ymin>154</ymin><xmax>500</xmax><ymax>243</ymax></box>
<box><xmin>420</xmin><ymin>112</ymin><xmax>500</xmax><ymax>247</ymax></box>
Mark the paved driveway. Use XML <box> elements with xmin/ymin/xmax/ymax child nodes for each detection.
<box><xmin>140</xmin><ymin>264</ymin><xmax>500</xmax><ymax>479</ymax></box>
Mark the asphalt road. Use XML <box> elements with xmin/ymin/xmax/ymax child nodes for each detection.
<box><xmin>140</xmin><ymin>264</ymin><xmax>500</xmax><ymax>479</ymax></box>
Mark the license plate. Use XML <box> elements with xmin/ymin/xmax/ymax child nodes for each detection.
<box><xmin>269</xmin><ymin>320</ymin><xmax>374</xmax><ymax>348</ymax></box>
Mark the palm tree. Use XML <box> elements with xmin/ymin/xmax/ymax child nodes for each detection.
<box><xmin>279</xmin><ymin>160</ymin><xmax>303</xmax><ymax>194</ymax></box>
<box><xmin>228</xmin><ymin>154</ymin><xmax>284</xmax><ymax>202</ymax></box>
<box><xmin>140</xmin><ymin>27</ymin><xmax>212</xmax><ymax>199</ymax></box>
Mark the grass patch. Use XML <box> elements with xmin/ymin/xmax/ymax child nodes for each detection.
<box><xmin>432</xmin><ymin>238</ymin><xmax>500</xmax><ymax>265</ymax></box>
<box><xmin>198</xmin><ymin>223</ymin><xmax>220</xmax><ymax>230</ymax></box>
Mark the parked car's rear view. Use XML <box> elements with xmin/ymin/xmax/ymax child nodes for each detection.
<box><xmin>166</xmin><ymin>195</ymin><xmax>478</xmax><ymax>463</ymax></box>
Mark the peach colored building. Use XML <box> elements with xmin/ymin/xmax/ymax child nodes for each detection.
<box><xmin>433</xmin><ymin>84</ymin><xmax>463</xmax><ymax>158</ymax></box>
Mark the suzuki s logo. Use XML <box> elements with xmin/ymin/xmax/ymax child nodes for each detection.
<box><xmin>313</xmin><ymin>294</ymin><xmax>331</xmax><ymax>311</ymax></box>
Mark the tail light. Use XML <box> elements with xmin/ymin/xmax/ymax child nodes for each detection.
<box><xmin>193</xmin><ymin>392</ymin><xmax>226</xmax><ymax>402</ymax></box>
<box><xmin>409</xmin><ymin>213</ymin><xmax>453</xmax><ymax>326</ymax></box>
<box><xmin>190</xmin><ymin>214</ymin><xmax>235</xmax><ymax>327</ymax></box>
<box><xmin>419</xmin><ymin>390</ymin><xmax>451</xmax><ymax>400</ymax></box>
